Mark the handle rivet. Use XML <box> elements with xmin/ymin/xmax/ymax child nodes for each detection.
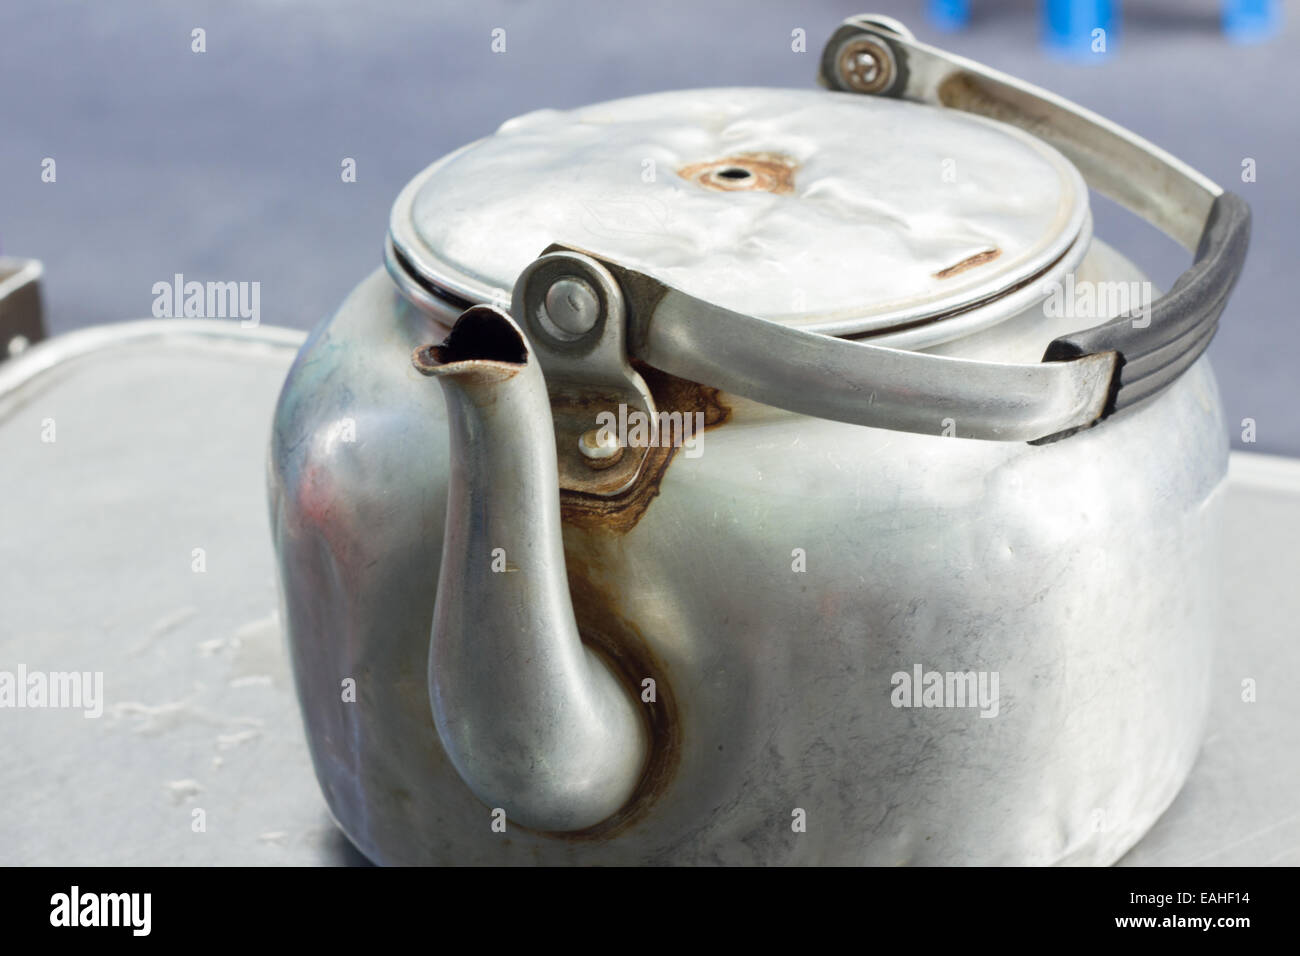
<box><xmin>578</xmin><ymin>427</ymin><xmax>623</xmax><ymax>467</ymax></box>
<box><xmin>543</xmin><ymin>278</ymin><xmax>600</xmax><ymax>338</ymax></box>
<box><xmin>837</xmin><ymin>37</ymin><xmax>893</xmax><ymax>93</ymax></box>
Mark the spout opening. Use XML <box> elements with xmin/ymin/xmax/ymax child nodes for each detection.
<box><xmin>413</xmin><ymin>305</ymin><xmax>528</xmax><ymax>375</ymax></box>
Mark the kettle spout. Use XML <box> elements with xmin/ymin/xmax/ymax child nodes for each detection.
<box><xmin>413</xmin><ymin>306</ymin><xmax>648</xmax><ymax>832</ymax></box>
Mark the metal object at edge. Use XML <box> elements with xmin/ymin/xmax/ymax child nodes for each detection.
<box><xmin>0</xmin><ymin>258</ymin><xmax>47</xmax><ymax>361</ymax></box>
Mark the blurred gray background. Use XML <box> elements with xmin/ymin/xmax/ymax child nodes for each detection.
<box><xmin>2</xmin><ymin>0</ymin><xmax>1295</xmax><ymax>454</ymax></box>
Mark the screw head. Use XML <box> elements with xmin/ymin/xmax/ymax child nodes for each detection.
<box><xmin>543</xmin><ymin>278</ymin><xmax>599</xmax><ymax>338</ymax></box>
<box><xmin>851</xmin><ymin>51</ymin><xmax>880</xmax><ymax>84</ymax></box>
<box><xmin>837</xmin><ymin>38</ymin><xmax>893</xmax><ymax>94</ymax></box>
<box><xmin>578</xmin><ymin>427</ymin><xmax>622</xmax><ymax>464</ymax></box>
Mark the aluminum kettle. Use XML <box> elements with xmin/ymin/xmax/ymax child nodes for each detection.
<box><xmin>268</xmin><ymin>15</ymin><xmax>1249</xmax><ymax>864</ymax></box>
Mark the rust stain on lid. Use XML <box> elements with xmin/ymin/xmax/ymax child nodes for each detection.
<box><xmin>933</xmin><ymin>248</ymin><xmax>1001</xmax><ymax>280</ymax></box>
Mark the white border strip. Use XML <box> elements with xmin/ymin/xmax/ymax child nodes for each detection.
<box><xmin>0</xmin><ymin>319</ymin><xmax>306</xmax><ymax>414</ymax></box>
<box><xmin>1228</xmin><ymin>451</ymin><xmax>1300</xmax><ymax>495</ymax></box>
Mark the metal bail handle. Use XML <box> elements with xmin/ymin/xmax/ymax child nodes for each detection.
<box><xmin>818</xmin><ymin>14</ymin><xmax>1251</xmax><ymax>441</ymax></box>
<box><xmin>534</xmin><ymin>245</ymin><xmax>1116</xmax><ymax>443</ymax></box>
<box><xmin>492</xmin><ymin>17</ymin><xmax>1249</xmax><ymax>445</ymax></box>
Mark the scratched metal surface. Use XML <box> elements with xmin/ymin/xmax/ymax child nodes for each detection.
<box><xmin>0</xmin><ymin>323</ymin><xmax>1294</xmax><ymax>866</ymax></box>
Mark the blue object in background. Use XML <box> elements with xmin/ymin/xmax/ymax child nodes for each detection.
<box><xmin>1043</xmin><ymin>0</ymin><xmax>1115</xmax><ymax>59</ymax></box>
<box><xmin>1224</xmin><ymin>0</ymin><xmax>1280</xmax><ymax>43</ymax></box>
<box><xmin>927</xmin><ymin>0</ymin><xmax>971</xmax><ymax>32</ymax></box>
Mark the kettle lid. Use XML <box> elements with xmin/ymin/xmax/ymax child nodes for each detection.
<box><xmin>389</xmin><ymin>87</ymin><xmax>1088</xmax><ymax>339</ymax></box>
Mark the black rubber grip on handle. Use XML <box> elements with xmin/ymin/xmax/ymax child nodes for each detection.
<box><xmin>1042</xmin><ymin>191</ymin><xmax>1251</xmax><ymax>420</ymax></box>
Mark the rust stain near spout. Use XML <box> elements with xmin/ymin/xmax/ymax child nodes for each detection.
<box><xmin>552</xmin><ymin>549</ymin><xmax>683</xmax><ymax>843</ymax></box>
<box><xmin>561</xmin><ymin>365</ymin><xmax>731</xmax><ymax>534</ymax></box>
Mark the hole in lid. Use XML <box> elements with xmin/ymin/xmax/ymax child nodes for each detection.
<box><xmin>677</xmin><ymin>154</ymin><xmax>797</xmax><ymax>194</ymax></box>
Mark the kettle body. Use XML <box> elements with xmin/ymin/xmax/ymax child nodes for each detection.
<box><xmin>269</xmin><ymin>18</ymin><xmax>1246</xmax><ymax>865</ymax></box>
<box><xmin>269</xmin><ymin>248</ymin><xmax>1225</xmax><ymax>865</ymax></box>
